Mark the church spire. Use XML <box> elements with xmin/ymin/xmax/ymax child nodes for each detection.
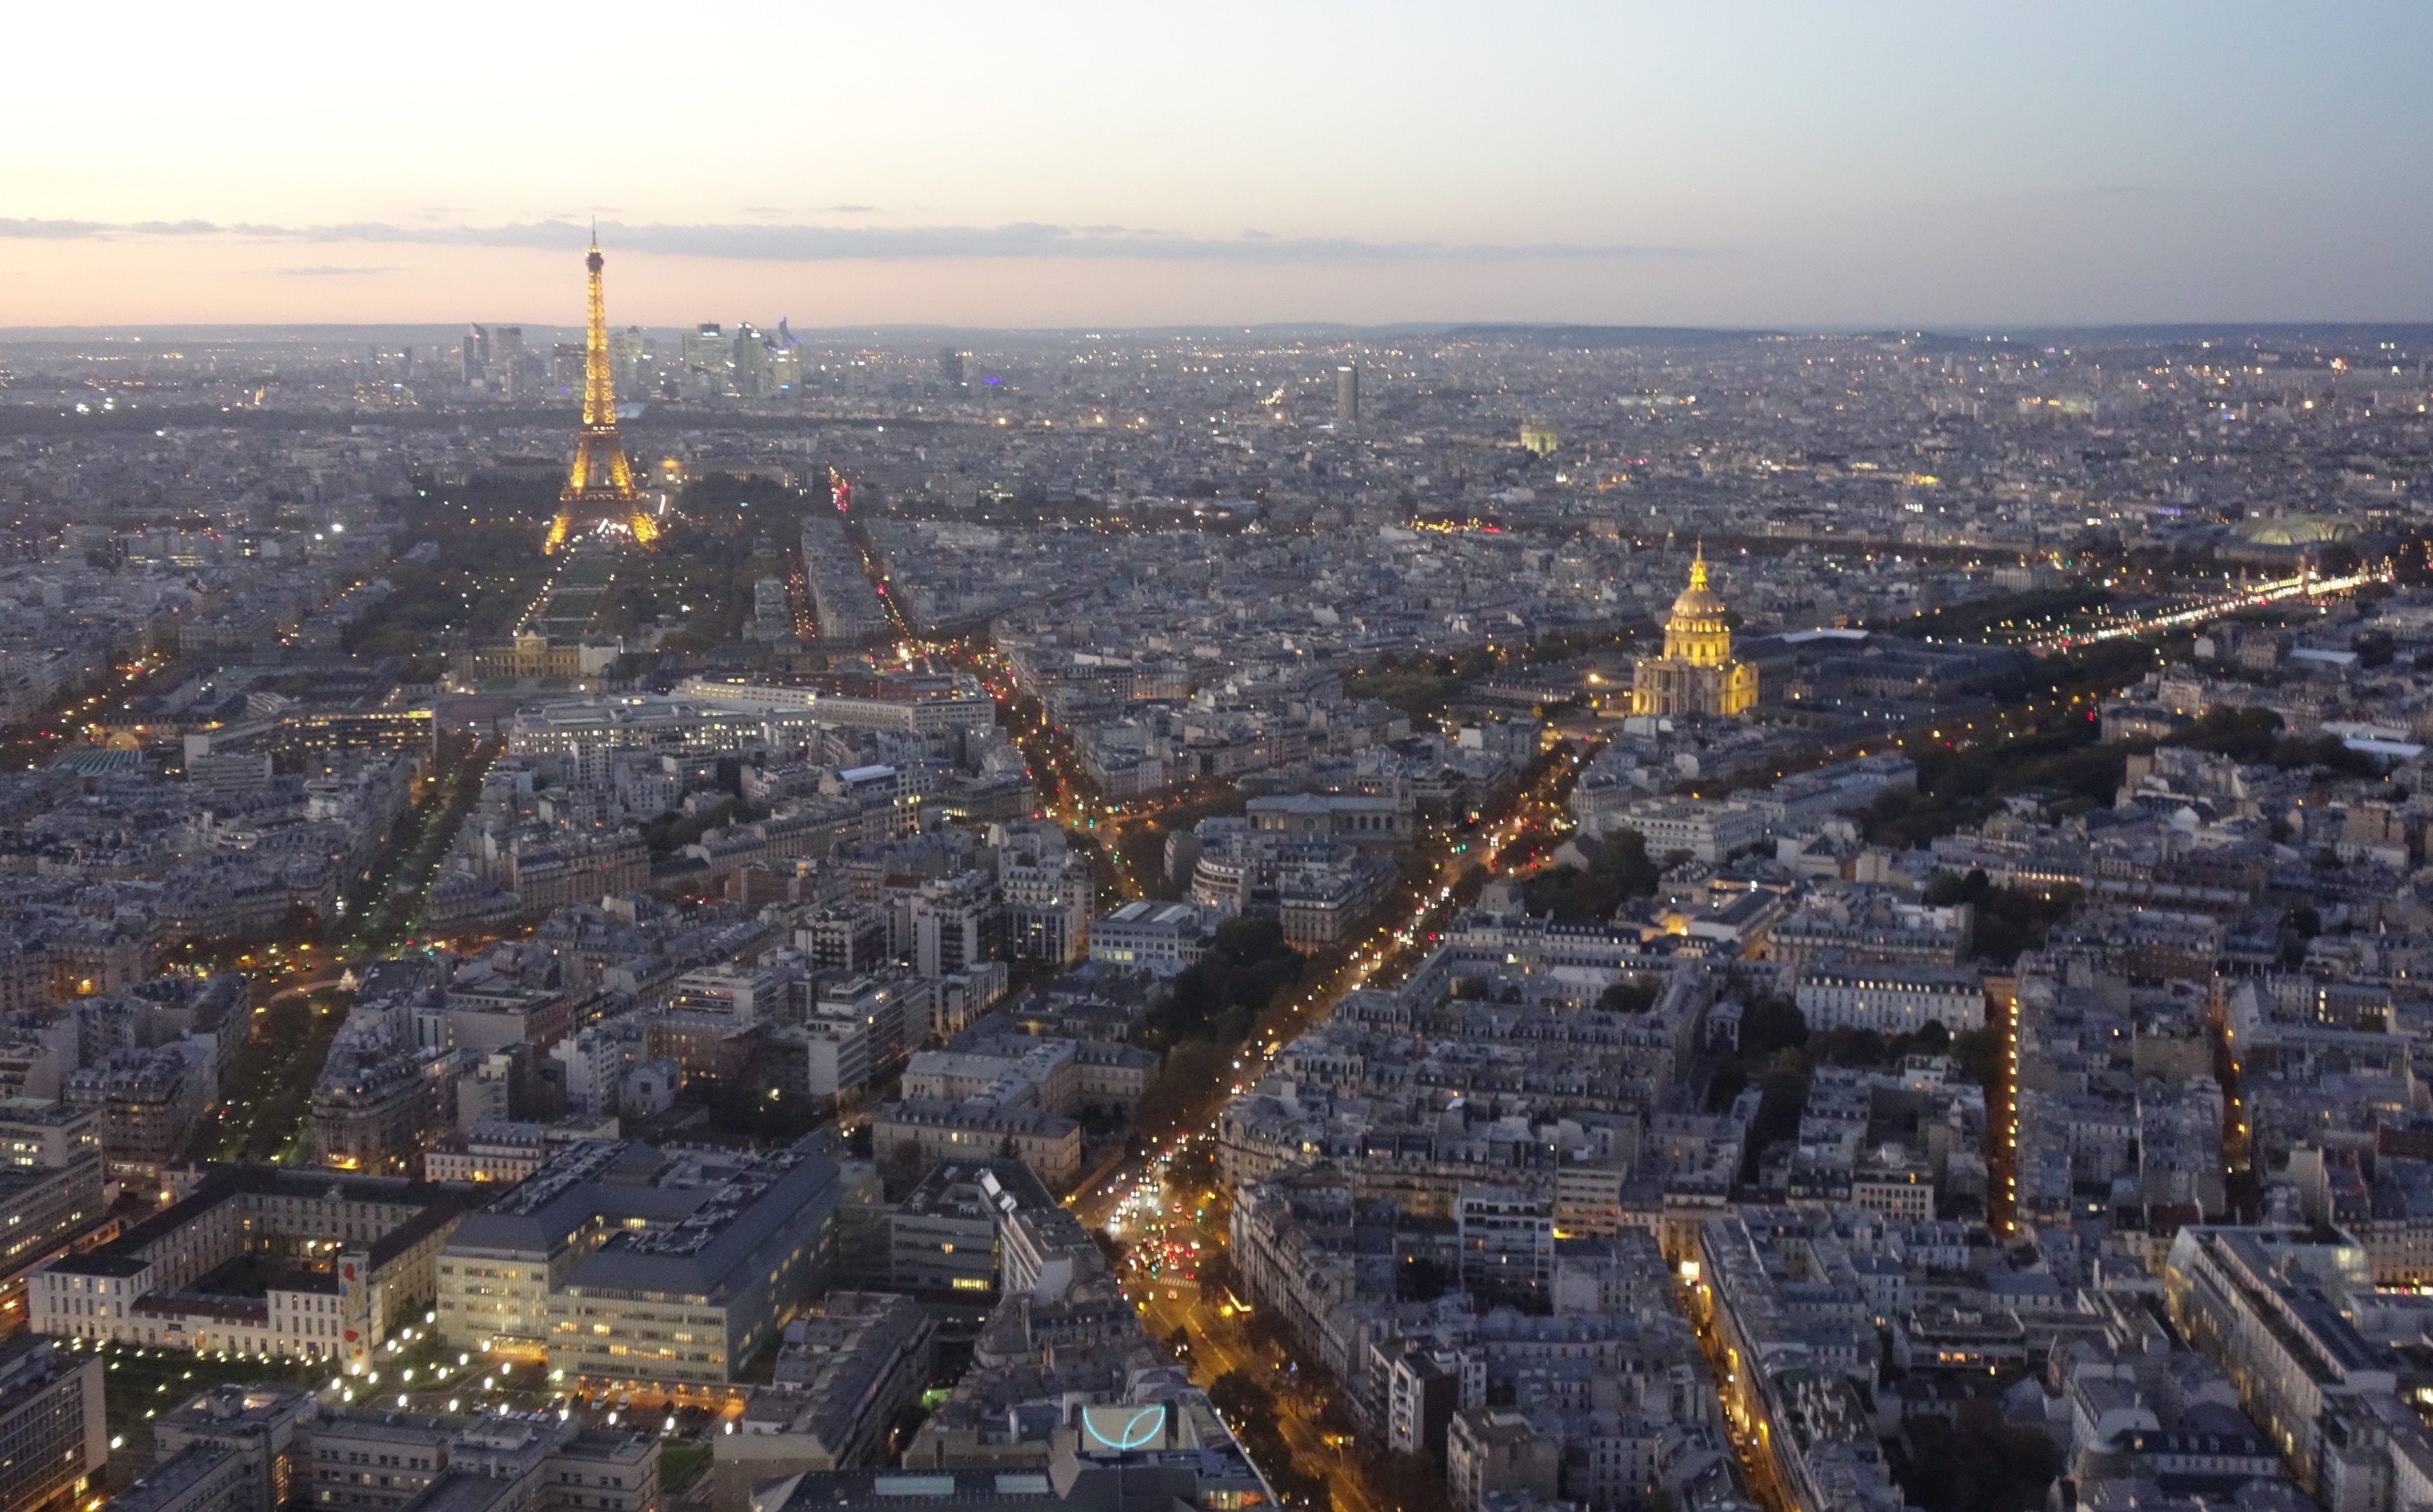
<box><xmin>1688</xmin><ymin>539</ymin><xmax>1709</xmax><ymax>592</ymax></box>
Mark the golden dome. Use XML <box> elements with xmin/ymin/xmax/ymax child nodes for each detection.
<box><xmin>1669</xmin><ymin>545</ymin><xmax>1725</xmax><ymax>620</ymax></box>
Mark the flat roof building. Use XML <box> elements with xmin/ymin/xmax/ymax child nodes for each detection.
<box><xmin>437</xmin><ymin>1138</ymin><xmax>848</xmax><ymax>1394</ymax></box>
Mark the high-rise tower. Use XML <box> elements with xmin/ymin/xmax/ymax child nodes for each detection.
<box><xmin>549</xmin><ymin>229</ymin><xmax>655</xmax><ymax>552</ymax></box>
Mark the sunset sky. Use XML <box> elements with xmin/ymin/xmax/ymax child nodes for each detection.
<box><xmin>7</xmin><ymin>1</ymin><xmax>2430</xmax><ymax>329</ymax></box>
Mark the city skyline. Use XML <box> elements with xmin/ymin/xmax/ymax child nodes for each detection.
<box><xmin>15</xmin><ymin>10</ymin><xmax>2433</xmax><ymax>1512</ymax></box>
<box><xmin>8</xmin><ymin>2</ymin><xmax>2433</xmax><ymax>327</ymax></box>
<box><xmin>9</xmin><ymin>217</ymin><xmax>2433</xmax><ymax>1512</ymax></box>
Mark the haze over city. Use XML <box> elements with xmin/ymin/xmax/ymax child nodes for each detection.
<box><xmin>10</xmin><ymin>1</ymin><xmax>2433</xmax><ymax>327</ymax></box>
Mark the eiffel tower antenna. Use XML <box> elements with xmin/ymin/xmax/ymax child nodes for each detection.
<box><xmin>549</xmin><ymin>231</ymin><xmax>654</xmax><ymax>552</ymax></box>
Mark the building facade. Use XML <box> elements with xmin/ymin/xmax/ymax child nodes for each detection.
<box><xmin>0</xmin><ymin>1336</ymin><xmax>104</xmax><ymax>1512</ymax></box>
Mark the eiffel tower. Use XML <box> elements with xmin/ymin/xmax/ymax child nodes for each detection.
<box><xmin>547</xmin><ymin>227</ymin><xmax>656</xmax><ymax>552</ymax></box>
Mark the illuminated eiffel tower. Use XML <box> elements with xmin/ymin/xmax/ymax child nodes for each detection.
<box><xmin>547</xmin><ymin>227</ymin><xmax>655</xmax><ymax>552</ymax></box>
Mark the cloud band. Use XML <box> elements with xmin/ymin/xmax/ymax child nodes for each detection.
<box><xmin>0</xmin><ymin>216</ymin><xmax>1697</xmax><ymax>265</ymax></box>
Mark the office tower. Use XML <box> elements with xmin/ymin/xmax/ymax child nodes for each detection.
<box><xmin>1336</xmin><ymin>362</ymin><xmax>1360</xmax><ymax>428</ymax></box>
<box><xmin>547</xmin><ymin>230</ymin><xmax>652</xmax><ymax>553</ymax></box>
<box><xmin>610</xmin><ymin>325</ymin><xmax>647</xmax><ymax>395</ymax></box>
<box><xmin>770</xmin><ymin>317</ymin><xmax>802</xmax><ymax>396</ymax></box>
<box><xmin>463</xmin><ymin>323</ymin><xmax>490</xmax><ymax>385</ymax></box>
<box><xmin>732</xmin><ymin>323</ymin><xmax>770</xmax><ymax>397</ymax></box>
<box><xmin>494</xmin><ymin>326</ymin><xmax>528</xmax><ymax>397</ymax></box>
<box><xmin>938</xmin><ymin>347</ymin><xmax>965</xmax><ymax>387</ymax></box>
<box><xmin>684</xmin><ymin>324</ymin><xmax>729</xmax><ymax>393</ymax></box>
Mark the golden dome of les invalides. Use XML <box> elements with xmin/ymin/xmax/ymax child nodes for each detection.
<box><xmin>1629</xmin><ymin>543</ymin><xmax>1758</xmax><ymax>718</ymax></box>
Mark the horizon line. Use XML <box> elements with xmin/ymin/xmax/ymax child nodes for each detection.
<box><xmin>9</xmin><ymin>319</ymin><xmax>2433</xmax><ymax>340</ymax></box>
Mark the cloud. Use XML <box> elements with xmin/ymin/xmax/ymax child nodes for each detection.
<box><xmin>820</xmin><ymin>204</ymin><xmax>878</xmax><ymax>213</ymax></box>
<box><xmin>0</xmin><ymin>215</ymin><xmax>1703</xmax><ymax>265</ymax></box>
<box><xmin>276</xmin><ymin>264</ymin><xmax>395</xmax><ymax>276</ymax></box>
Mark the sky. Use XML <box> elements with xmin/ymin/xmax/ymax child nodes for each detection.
<box><xmin>6</xmin><ymin>1</ymin><xmax>2432</xmax><ymax>330</ymax></box>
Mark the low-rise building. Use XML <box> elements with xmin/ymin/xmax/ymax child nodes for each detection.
<box><xmin>1446</xmin><ymin>1409</ymin><xmax>1560</xmax><ymax>1512</ymax></box>
<box><xmin>116</xmin><ymin>1385</ymin><xmax>659</xmax><ymax>1512</ymax></box>
<box><xmin>29</xmin><ymin>1166</ymin><xmax>468</xmax><ymax>1369</ymax></box>
<box><xmin>435</xmin><ymin>1138</ymin><xmax>850</xmax><ymax>1392</ymax></box>
<box><xmin>1794</xmin><ymin>963</ymin><xmax>1984</xmax><ymax>1034</ymax></box>
<box><xmin>424</xmin><ymin>1123</ymin><xmax>549</xmax><ymax>1185</ymax></box>
<box><xmin>1087</xmin><ymin>901</ymin><xmax>1215</xmax><ymax>977</ymax></box>
<box><xmin>2161</xmin><ymin>1224</ymin><xmax>2392</xmax><ymax>1497</ymax></box>
<box><xmin>870</xmin><ymin>1101</ymin><xmax>1083</xmax><ymax>1191</ymax></box>
<box><xmin>1603</xmin><ymin>797</ymin><xmax>1766</xmax><ymax>864</ymax></box>
<box><xmin>712</xmin><ymin>1292</ymin><xmax>936</xmax><ymax>1512</ymax></box>
<box><xmin>888</xmin><ymin>1162</ymin><xmax>1021</xmax><ymax>1296</ymax></box>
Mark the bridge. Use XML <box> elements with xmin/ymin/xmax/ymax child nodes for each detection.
<box><xmin>2026</xmin><ymin>561</ymin><xmax>2393</xmax><ymax>653</ymax></box>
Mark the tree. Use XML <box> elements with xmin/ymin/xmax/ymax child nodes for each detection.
<box><xmin>1740</xmin><ymin>995</ymin><xmax>1808</xmax><ymax>1057</ymax></box>
<box><xmin>1197</xmin><ymin>1250</ymin><xmax>1239</xmax><ymax>1302</ymax></box>
<box><xmin>1396</xmin><ymin>1254</ymin><xmax>1455</xmax><ymax>1301</ymax></box>
<box><xmin>2162</xmin><ymin>705</ymin><xmax>2282</xmax><ymax>763</ymax></box>
<box><xmin>1168</xmin><ymin>1143</ymin><xmax>1218</xmax><ymax>1197</ymax></box>
<box><xmin>1892</xmin><ymin>1399</ymin><xmax>2062</xmax><ymax>1512</ymax></box>
<box><xmin>1208</xmin><ymin>1369</ymin><xmax>1274</xmax><ymax>1423</ymax></box>
<box><xmin>1361</xmin><ymin>1451</ymin><xmax>1456</xmax><ymax>1512</ymax></box>
<box><xmin>1142</xmin><ymin>917</ymin><xmax>1304</xmax><ymax>1048</ymax></box>
<box><xmin>1135</xmin><ymin>1039</ymin><xmax>1229</xmax><ymax>1139</ymax></box>
<box><xmin>1931</xmin><ymin>870</ymin><xmax>2081</xmax><ymax>965</ymax></box>
<box><xmin>1596</xmin><ymin>976</ymin><xmax>1661</xmax><ymax>1014</ymax></box>
<box><xmin>1742</xmin><ymin>1057</ymin><xmax>1811</xmax><ymax>1184</ymax></box>
<box><xmin>1518</xmin><ymin>828</ymin><xmax>1663</xmax><ymax>921</ymax></box>
<box><xmin>1705</xmin><ymin>1060</ymin><xmax>1747</xmax><ymax>1112</ymax></box>
<box><xmin>1951</xmin><ymin>1027</ymin><xmax>2000</xmax><ymax>1088</ymax></box>
<box><xmin>880</xmin><ymin>1138</ymin><xmax>926</xmax><ymax>1192</ymax></box>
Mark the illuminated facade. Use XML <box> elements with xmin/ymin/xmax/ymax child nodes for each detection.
<box><xmin>1630</xmin><ymin>545</ymin><xmax>1757</xmax><ymax>718</ymax></box>
<box><xmin>549</xmin><ymin>232</ymin><xmax>656</xmax><ymax>552</ymax></box>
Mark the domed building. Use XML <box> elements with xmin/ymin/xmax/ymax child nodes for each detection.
<box><xmin>1631</xmin><ymin>545</ymin><xmax>1758</xmax><ymax>717</ymax></box>
<box><xmin>2233</xmin><ymin>514</ymin><xmax>2357</xmax><ymax>549</ymax></box>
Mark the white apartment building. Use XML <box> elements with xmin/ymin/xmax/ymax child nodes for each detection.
<box><xmin>1794</xmin><ymin>964</ymin><xmax>1985</xmax><ymax>1034</ymax></box>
